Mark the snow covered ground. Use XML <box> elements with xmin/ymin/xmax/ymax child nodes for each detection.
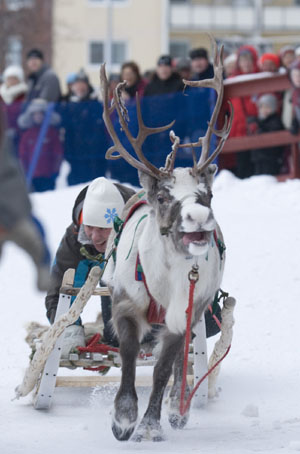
<box><xmin>0</xmin><ymin>170</ymin><xmax>300</xmax><ymax>454</ymax></box>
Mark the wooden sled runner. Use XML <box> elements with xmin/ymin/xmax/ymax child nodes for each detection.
<box><xmin>15</xmin><ymin>267</ymin><xmax>235</xmax><ymax>411</ymax></box>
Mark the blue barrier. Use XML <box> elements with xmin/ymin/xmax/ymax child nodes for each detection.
<box><xmin>18</xmin><ymin>88</ymin><xmax>217</xmax><ymax>189</ymax></box>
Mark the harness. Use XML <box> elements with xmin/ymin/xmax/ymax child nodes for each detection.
<box><xmin>113</xmin><ymin>198</ymin><xmax>226</xmax><ymax>325</ymax></box>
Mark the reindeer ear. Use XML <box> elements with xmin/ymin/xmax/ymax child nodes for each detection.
<box><xmin>138</xmin><ymin>170</ymin><xmax>158</xmax><ymax>200</ymax></box>
<box><xmin>206</xmin><ymin>164</ymin><xmax>218</xmax><ymax>186</ymax></box>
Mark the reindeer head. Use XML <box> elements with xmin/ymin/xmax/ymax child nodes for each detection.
<box><xmin>100</xmin><ymin>35</ymin><xmax>232</xmax><ymax>257</ymax></box>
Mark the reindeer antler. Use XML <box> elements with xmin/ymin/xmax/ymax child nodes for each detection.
<box><xmin>100</xmin><ymin>64</ymin><xmax>175</xmax><ymax>180</ymax></box>
<box><xmin>179</xmin><ymin>33</ymin><xmax>233</xmax><ymax>174</ymax></box>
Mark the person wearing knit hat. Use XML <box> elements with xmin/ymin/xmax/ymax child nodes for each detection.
<box><xmin>44</xmin><ymin>178</ymin><xmax>135</xmax><ymax>357</ymax></box>
<box><xmin>82</xmin><ymin>177</ymin><xmax>126</xmax><ymax>246</ymax></box>
<box><xmin>258</xmin><ymin>53</ymin><xmax>281</xmax><ymax>73</ymax></box>
<box><xmin>25</xmin><ymin>47</ymin><xmax>61</xmax><ymax>103</ymax></box>
<box><xmin>189</xmin><ymin>46</ymin><xmax>214</xmax><ymax>80</ymax></box>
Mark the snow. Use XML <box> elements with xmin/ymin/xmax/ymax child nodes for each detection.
<box><xmin>1</xmin><ymin>170</ymin><xmax>300</xmax><ymax>453</ymax></box>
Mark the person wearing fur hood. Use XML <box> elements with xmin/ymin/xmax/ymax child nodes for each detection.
<box><xmin>0</xmin><ymin>65</ymin><xmax>28</xmax><ymax>151</ymax></box>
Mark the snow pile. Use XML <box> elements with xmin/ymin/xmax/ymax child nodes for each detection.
<box><xmin>0</xmin><ymin>171</ymin><xmax>300</xmax><ymax>453</ymax></box>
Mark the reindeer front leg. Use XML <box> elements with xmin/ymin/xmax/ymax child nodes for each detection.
<box><xmin>133</xmin><ymin>330</ymin><xmax>185</xmax><ymax>442</ymax></box>
<box><xmin>112</xmin><ymin>315</ymin><xmax>140</xmax><ymax>441</ymax></box>
<box><xmin>167</xmin><ymin>340</ymin><xmax>190</xmax><ymax>430</ymax></box>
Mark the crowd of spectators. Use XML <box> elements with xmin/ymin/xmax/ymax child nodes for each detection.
<box><xmin>1</xmin><ymin>42</ymin><xmax>299</xmax><ymax>191</ymax></box>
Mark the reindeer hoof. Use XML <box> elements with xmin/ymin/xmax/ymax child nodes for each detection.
<box><xmin>168</xmin><ymin>412</ymin><xmax>189</xmax><ymax>430</ymax></box>
<box><xmin>112</xmin><ymin>420</ymin><xmax>135</xmax><ymax>441</ymax></box>
<box><xmin>112</xmin><ymin>393</ymin><xmax>138</xmax><ymax>441</ymax></box>
<box><xmin>132</xmin><ymin>420</ymin><xmax>165</xmax><ymax>442</ymax></box>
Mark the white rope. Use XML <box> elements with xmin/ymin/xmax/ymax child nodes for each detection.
<box><xmin>14</xmin><ymin>266</ymin><xmax>101</xmax><ymax>399</ymax></box>
<box><xmin>207</xmin><ymin>296</ymin><xmax>236</xmax><ymax>398</ymax></box>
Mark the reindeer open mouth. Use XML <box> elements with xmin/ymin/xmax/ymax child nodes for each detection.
<box><xmin>181</xmin><ymin>230</ymin><xmax>211</xmax><ymax>246</ymax></box>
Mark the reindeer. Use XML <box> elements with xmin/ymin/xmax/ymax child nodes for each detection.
<box><xmin>100</xmin><ymin>36</ymin><xmax>233</xmax><ymax>442</ymax></box>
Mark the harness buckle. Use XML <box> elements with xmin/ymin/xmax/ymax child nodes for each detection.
<box><xmin>188</xmin><ymin>264</ymin><xmax>199</xmax><ymax>282</ymax></box>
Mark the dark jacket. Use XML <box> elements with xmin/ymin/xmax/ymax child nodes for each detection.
<box><xmin>60</xmin><ymin>93</ymin><xmax>109</xmax><ymax>162</ymax></box>
<box><xmin>45</xmin><ymin>183</ymin><xmax>135</xmax><ymax>325</ymax></box>
<box><xmin>144</xmin><ymin>72</ymin><xmax>183</xmax><ymax>97</ymax></box>
<box><xmin>251</xmin><ymin>113</ymin><xmax>285</xmax><ymax>173</ymax></box>
<box><xmin>25</xmin><ymin>64</ymin><xmax>61</xmax><ymax>103</ymax></box>
<box><xmin>191</xmin><ymin>62</ymin><xmax>214</xmax><ymax>81</ymax></box>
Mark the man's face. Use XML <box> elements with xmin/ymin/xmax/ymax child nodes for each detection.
<box><xmin>156</xmin><ymin>64</ymin><xmax>172</xmax><ymax>81</ymax></box>
<box><xmin>27</xmin><ymin>57</ymin><xmax>43</xmax><ymax>73</ymax></box>
<box><xmin>83</xmin><ymin>225</ymin><xmax>112</xmax><ymax>253</ymax></box>
<box><xmin>191</xmin><ymin>57</ymin><xmax>208</xmax><ymax>74</ymax></box>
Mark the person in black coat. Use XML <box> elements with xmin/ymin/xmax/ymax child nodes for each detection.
<box><xmin>251</xmin><ymin>94</ymin><xmax>285</xmax><ymax>175</ymax></box>
<box><xmin>189</xmin><ymin>47</ymin><xmax>214</xmax><ymax>81</ymax></box>
<box><xmin>144</xmin><ymin>55</ymin><xmax>183</xmax><ymax>97</ymax></box>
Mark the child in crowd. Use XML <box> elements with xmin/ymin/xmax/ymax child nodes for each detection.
<box><xmin>251</xmin><ymin>94</ymin><xmax>285</xmax><ymax>176</ymax></box>
<box><xmin>17</xmin><ymin>98</ymin><xmax>63</xmax><ymax>192</ymax></box>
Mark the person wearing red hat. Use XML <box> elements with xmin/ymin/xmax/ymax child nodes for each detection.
<box><xmin>258</xmin><ymin>53</ymin><xmax>281</xmax><ymax>73</ymax></box>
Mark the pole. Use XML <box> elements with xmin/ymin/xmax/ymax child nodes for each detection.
<box><xmin>106</xmin><ymin>0</ymin><xmax>113</xmax><ymax>75</ymax></box>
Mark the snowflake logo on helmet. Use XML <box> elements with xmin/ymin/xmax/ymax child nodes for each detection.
<box><xmin>104</xmin><ymin>208</ymin><xmax>118</xmax><ymax>224</ymax></box>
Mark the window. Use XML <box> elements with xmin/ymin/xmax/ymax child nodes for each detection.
<box><xmin>89</xmin><ymin>40</ymin><xmax>127</xmax><ymax>66</ymax></box>
<box><xmin>170</xmin><ymin>41</ymin><xmax>189</xmax><ymax>59</ymax></box>
<box><xmin>5</xmin><ymin>35</ymin><xmax>22</xmax><ymax>66</ymax></box>
<box><xmin>5</xmin><ymin>0</ymin><xmax>34</xmax><ymax>10</ymax></box>
<box><xmin>89</xmin><ymin>41</ymin><xmax>104</xmax><ymax>65</ymax></box>
<box><xmin>112</xmin><ymin>41</ymin><xmax>126</xmax><ymax>64</ymax></box>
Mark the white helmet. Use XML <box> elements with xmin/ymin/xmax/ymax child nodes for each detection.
<box><xmin>82</xmin><ymin>177</ymin><xmax>124</xmax><ymax>228</ymax></box>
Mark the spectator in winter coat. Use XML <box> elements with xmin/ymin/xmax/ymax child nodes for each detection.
<box><xmin>189</xmin><ymin>47</ymin><xmax>214</xmax><ymax>81</ymax></box>
<box><xmin>288</xmin><ymin>59</ymin><xmax>300</xmax><ymax>135</ymax></box>
<box><xmin>144</xmin><ymin>55</ymin><xmax>183</xmax><ymax>97</ymax></box>
<box><xmin>251</xmin><ymin>94</ymin><xmax>285</xmax><ymax>175</ymax></box>
<box><xmin>25</xmin><ymin>48</ymin><xmax>61</xmax><ymax>104</ymax></box>
<box><xmin>0</xmin><ymin>65</ymin><xmax>27</xmax><ymax>154</ymax></box>
<box><xmin>258</xmin><ymin>53</ymin><xmax>281</xmax><ymax>74</ymax></box>
<box><xmin>227</xmin><ymin>45</ymin><xmax>259</xmax><ymax>178</ymax></box>
<box><xmin>120</xmin><ymin>61</ymin><xmax>147</xmax><ymax>101</ymax></box>
<box><xmin>0</xmin><ymin>106</ymin><xmax>51</xmax><ymax>291</ymax></box>
<box><xmin>279</xmin><ymin>45</ymin><xmax>296</xmax><ymax>73</ymax></box>
<box><xmin>18</xmin><ymin>98</ymin><xmax>63</xmax><ymax>192</ymax></box>
<box><xmin>45</xmin><ymin>177</ymin><xmax>135</xmax><ymax>356</ymax></box>
<box><xmin>60</xmin><ymin>69</ymin><xmax>109</xmax><ymax>186</ymax></box>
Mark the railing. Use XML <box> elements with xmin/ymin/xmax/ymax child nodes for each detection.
<box><xmin>222</xmin><ymin>72</ymin><xmax>300</xmax><ymax>180</ymax></box>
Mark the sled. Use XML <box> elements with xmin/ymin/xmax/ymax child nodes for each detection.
<box><xmin>15</xmin><ymin>267</ymin><xmax>235</xmax><ymax>411</ymax></box>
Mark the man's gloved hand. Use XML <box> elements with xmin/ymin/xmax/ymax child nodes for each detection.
<box><xmin>60</xmin><ymin>325</ymin><xmax>86</xmax><ymax>359</ymax></box>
